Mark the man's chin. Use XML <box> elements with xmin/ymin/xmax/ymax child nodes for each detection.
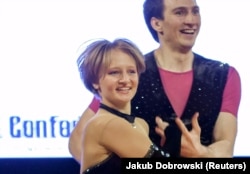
<box><xmin>179</xmin><ymin>44</ymin><xmax>194</xmax><ymax>53</ymax></box>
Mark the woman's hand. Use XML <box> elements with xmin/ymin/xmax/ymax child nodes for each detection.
<box><xmin>155</xmin><ymin>116</ymin><xmax>169</xmax><ymax>146</ymax></box>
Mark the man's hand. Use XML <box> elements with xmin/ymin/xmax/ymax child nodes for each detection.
<box><xmin>175</xmin><ymin>112</ymin><xmax>207</xmax><ymax>157</ymax></box>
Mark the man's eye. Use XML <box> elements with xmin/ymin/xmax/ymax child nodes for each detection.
<box><xmin>193</xmin><ymin>9</ymin><xmax>200</xmax><ymax>15</ymax></box>
<box><xmin>175</xmin><ymin>10</ymin><xmax>185</xmax><ymax>16</ymax></box>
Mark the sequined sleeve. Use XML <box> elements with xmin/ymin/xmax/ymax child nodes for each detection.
<box><xmin>144</xmin><ymin>144</ymin><xmax>170</xmax><ymax>158</ymax></box>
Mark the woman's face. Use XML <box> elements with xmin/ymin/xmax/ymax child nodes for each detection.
<box><xmin>94</xmin><ymin>49</ymin><xmax>139</xmax><ymax>107</ymax></box>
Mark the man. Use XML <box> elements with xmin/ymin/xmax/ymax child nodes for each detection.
<box><xmin>69</xmin><ymin>0</ymin><xmax>241</xmax><ymax>162</ymax></box>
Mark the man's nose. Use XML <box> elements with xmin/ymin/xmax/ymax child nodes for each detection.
<box><xmin>185</xmin><ymin>13</ymin><xmax>195</xmax><ymax>23</ymax></box>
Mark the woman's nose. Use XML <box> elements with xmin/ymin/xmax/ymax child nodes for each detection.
<box><xmin>119</xmin><ymin>73</ymin><xmax>130</xmax><ymax>82</ymax></box>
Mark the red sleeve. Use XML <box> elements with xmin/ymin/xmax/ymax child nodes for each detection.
<box><xmin>221</xmin><ymin>67</ymin><xmax>241</xmax><ymax>117</ymax></box>
<box><xmin>89</xmin><ymin>96</ymin><xmax>100</xmax><ymax>113</ymax></box>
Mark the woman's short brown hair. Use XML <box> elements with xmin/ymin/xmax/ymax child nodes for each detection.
<box><xmin>77</xmin><ymin>38</ymin><xmax>145</xmax><ymax>96</ymax></box>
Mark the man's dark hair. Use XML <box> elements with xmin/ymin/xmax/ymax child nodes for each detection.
<box><xmin>143</xmin><ymin>0</ymin><xmax>165</xmax><ymax>43</ymax></box>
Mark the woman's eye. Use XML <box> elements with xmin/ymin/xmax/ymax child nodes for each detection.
<box><xmin>108</xmin><ymin>71</ymin><xmax>119</xmax><ymax>75</ymax></box>
<box><xmin>128</xmin><ymin>70</ymin><xmax>136</xmax><ymax>74</ymax></box>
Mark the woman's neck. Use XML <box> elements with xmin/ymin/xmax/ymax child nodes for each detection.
<box><xmin>99</xmin><ymin>103</ymin><xmax>136</xmax><ymax>128</ymax></box>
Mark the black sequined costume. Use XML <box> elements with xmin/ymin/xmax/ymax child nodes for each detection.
<box><xmin>82</xmin><ymin>154</ymin><xmax>121</xmax><ymax>174</ymax></box>
<box><xmin>131</xmin><ymin>51</ymin><xmax>229</xmax><ymax>156</ymax></box>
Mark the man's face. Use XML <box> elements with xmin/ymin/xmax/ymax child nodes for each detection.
<box><xmin>159</xmin><ymin>0</ymin><xmax>201</xmax><ymax>51</ymax></box>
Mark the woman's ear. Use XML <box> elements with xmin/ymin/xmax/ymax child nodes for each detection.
<box><xmin>93</xmin><ymin>83</ymin><xmax>99</xmax><ymax>90</ymax></box>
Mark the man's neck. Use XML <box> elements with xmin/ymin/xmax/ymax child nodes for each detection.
<box><xmin>154</xmin><ymin>46</ymin><xmax>194</xmax><ymax>72</ymax></box>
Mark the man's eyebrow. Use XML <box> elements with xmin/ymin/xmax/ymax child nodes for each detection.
<box><xmin>171</xmin><ymin>6</ymin><xmax>187</xmax><ymax>13</ymax></box>
<box><xmin>172</xmin><ymin>5</ymin><xmax>199</xmax><ymax>11</ymax></box>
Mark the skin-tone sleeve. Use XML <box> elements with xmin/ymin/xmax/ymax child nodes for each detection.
<box><xmin>100</xmin><ymin>118</ymin><xmax>152</xmax><ymax>158</ymax></box>
<box><xmin>68</xmin><ymin>97</ymin><xmax>98</xmax><ymax>163</ymax></box>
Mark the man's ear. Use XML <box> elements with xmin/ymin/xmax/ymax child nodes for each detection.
<box><xmin>151</xmin><ymin>17</ymin><xmax>163</xmax><ymax>32</ymax></box>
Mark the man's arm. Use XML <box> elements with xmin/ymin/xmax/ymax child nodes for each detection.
<box><xmin>68</xmin><ymin>108</ymin><xmax>95</xmax><ymax>163</ymax></box>
<box><xmin>204</xmin><ymin>112</ymin><xmax>237</xmax><ymax>157</ymax></box>
<box><xmin>177</xmin><ymin>112</ymin><xmax>237</xmax><ymax>157</ymax></box>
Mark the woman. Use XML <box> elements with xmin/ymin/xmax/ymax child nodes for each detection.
<box><xmin>76</xmin><ymin>38</ymin><xmax>170</xmax><ymax>174</ymax></box>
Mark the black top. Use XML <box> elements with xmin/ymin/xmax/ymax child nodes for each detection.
<box><xmin>82</xmin><ymin>154</ymin><xmax>121</xmax><ymax>174</ymax></box>
<box><xmin>99</xmin><ymin>103</ymin><xmax>135</xmax><ymax>124</ymax></box>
